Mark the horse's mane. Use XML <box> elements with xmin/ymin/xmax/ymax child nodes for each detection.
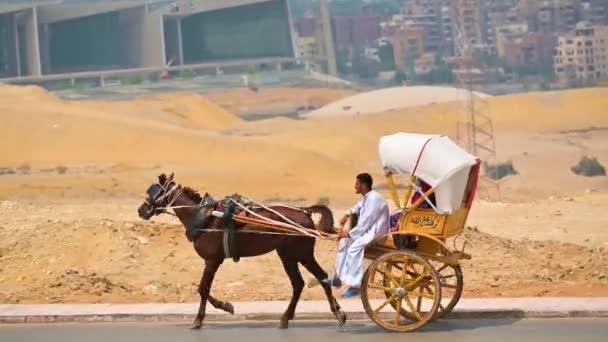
<box><xmin>180</xmin><ymin>185</ymin><xmax>205</xmax><ymax>203</ymax></box>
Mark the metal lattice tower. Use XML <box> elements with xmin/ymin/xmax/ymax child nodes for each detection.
<box><xmin>454</xmin><ymin>23</ymin><xmax>501</xmax><ymax>201</ymax></box>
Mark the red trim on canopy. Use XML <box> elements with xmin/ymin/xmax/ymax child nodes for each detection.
<box><xmin>465</xmin><ymin>160</ymin><xmax>481</xmax><ymax>209</ymax></box>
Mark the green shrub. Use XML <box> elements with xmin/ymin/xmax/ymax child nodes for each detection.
<box><xmin>55</xmin><ymin>165</ymin><xmax>68</xmax><ymax>175</ymax></box>
<box><xmin>571</xmin><ymin>156</ymin><xmax>606</xmax><ymax>177</ymax></box>
<box><xmin>484</xmin><ymin>161</ymin><xmax>518</xmax><ymax>180</ymax></box>
<box><xmin>16</xmin><ymin>163</ymin><xmax>31</xmax><ymax>174</ymax></box>
<box><xmin>121</xmin><ymin>75</ymin><xmax>143</xmax><ymax>85</ymax></box>
<box><xmin>59</xmin><ymin>79</ymin><xmax>86</xmax><ymax>91</ymax></box>
<box><xmin>180</xmin><ymin>70</ymin><xmax>196</xmax><ymax>80</ymax></box>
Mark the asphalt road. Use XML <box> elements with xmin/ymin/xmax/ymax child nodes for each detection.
<box><xmin>1</xmin><ymin>319</ymin><xmax>608</xmax><ymax>342</ymax></box>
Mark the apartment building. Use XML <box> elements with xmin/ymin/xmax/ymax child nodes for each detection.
<box><xmin>554</xmin><ymin>21</ymin><xmax>608</xmax><ymax>84</ymax></box>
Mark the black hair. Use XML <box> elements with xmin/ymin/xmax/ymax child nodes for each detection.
<box><xmin>356</xmin><ymin>173</ymin><xmax>373</xmax><ymax>189</ymax></box>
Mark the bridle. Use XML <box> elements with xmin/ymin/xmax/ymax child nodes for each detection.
<box><xmin>144</xmin><ymin>180</ymin><xmax>184</xmax><ymax>216</ymax></box>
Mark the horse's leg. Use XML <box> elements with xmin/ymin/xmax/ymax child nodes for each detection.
<box><xmin>192</xmin><ymin>259</ymin><xmax>223</xmax><ymax>330</ymax></box>
<box><xmin>301</xmin><ymin>256</ymin><xmax>347</xmax><ymax>327</ymax></box>
<box><xmin>277</xmin><ymin>250</ymin><xmax>304</xmax><ymax>329</ymax></box>
<box><xmin>208</xmin><ymin>295</ymin><xmax>235</xmax><ymax>315</ymax></box>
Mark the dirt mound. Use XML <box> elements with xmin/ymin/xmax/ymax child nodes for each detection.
<box><xmin>1</xmin><ymin>218</ymin><xmax>606</xmax><ymax>304</ymax></box>
<box><xmin>0</xmin><ymin>84</ymin><xmax>60</xmax><ymax>104</ymax></box>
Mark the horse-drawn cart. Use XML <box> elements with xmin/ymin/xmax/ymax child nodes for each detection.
<box><xmin>359</xmin><ymin>132</ymin><xmax>480</xmax><ymax>332</ymax></box>
<box><xmin>138</xmin><ymin>132</ymin><xmax>480</xmax><ymax>332</ymax></box>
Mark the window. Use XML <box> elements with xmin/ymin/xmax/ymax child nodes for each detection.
<box><xmin>556</xmin><ymin>67</ymin><xmax>564</xmax><ymax>72</ymax></box>
<box><xmin>588</xmin><ymin>65</ymin><xmax>595</xmax><ymax>71</ymax></box>
<box><xmin>585</xmin><ymin>41</ymin><xmax>593</xmax><ymax>46</ymax></box>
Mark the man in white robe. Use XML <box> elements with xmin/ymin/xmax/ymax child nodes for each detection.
<box><xmin>323</xmin><ymin>173</ymin><xmax>389</xmax><ymax>297</ymax></box>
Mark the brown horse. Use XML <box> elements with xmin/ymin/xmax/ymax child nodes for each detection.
<box><xmin>137</xmin><ymin>173</ymin><xmax>347</xmax><ymax>329</ymax></box>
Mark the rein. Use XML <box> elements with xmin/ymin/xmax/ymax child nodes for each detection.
<box><xmin>149</xmin><ymin>188</ymin><xmax>329</xmax><ymax>239</ymax></box>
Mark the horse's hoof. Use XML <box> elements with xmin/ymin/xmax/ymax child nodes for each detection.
<box><xmin>335</xmin><ymin>311</ymin><xmax>347</xmax><ymax>327</ymax></box>
<box><xmin>223</xmin><ymin>302</ymin><xmax>235</xmax><ymax>315</ymax></box>
<box><xmin>279</xmin><ymin>319</ymin><xmax>289</xmax><ymax>329</ymax></box>
<box><xmin>191</xmin><ymin>320</ymin><xmax>203</xmax><ymax>330</ymax></box>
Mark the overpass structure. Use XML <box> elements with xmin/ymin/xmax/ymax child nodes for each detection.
<box><xmin>0</xmin><ymin>0</ymin><xmax>298</xmax><ymax>82</ymax></box>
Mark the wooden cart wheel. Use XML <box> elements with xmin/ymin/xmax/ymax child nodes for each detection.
<box><xmin>430</xmin><ymin>262</ymin><xmax>463</xmax><ymax>319</ymax></box>
<box><xmin>383</xmin><ymin>260</ymin><xmax>464</xmax><ymax>320</ymax></box>
<box><xmin>361</xmin><ymin>250</ymin><xmax>441</xmax><ymax>332</ymax></box>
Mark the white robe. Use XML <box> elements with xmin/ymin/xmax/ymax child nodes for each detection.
<box><xmin>336</xmin><ymin>190</ymin><xmax>389</xmax><ymax>287</ymax></box>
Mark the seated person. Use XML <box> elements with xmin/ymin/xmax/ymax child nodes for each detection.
<box><xmin>322</xmin><ymin>173</ymin><xmax>389</xmax><ymax>298</ymax></box>
<box><xmin>410</xmin><ymin>178</ymin><xmax>436</xmax><ymax>210</ymax></box>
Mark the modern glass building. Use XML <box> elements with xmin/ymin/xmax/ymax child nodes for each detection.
<box><xmin>0</xmin><ymin>0</ymin><xmax>296</xmax><ymax>78</ymax></box>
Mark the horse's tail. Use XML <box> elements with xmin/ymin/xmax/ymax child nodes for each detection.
<box><xmin>303</xmin><ymin>205</ymin><xmax>335</xmax><ymax>234</ymax></box>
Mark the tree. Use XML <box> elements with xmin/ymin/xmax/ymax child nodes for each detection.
<box><xmin>378</xmin><ymin>42</ymin><xmax>395</xmax><ymax>71</ymax></box>
<box><xmin>393</xmin><ymin>69</ymin><xmax>406</xmax><ymax>84</ymax></box>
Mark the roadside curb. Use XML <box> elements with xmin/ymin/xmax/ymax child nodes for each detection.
<box><xmin>2</xmin><ymin>298</ymin><xmax>608</xmax><ymax>324</ymax></box>
<box><xmin>2</xmin><ymin>310</ymin><xmax>608</xmax><ymax>324</ymax></box>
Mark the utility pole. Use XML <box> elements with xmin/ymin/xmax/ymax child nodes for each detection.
<box><xmin>454</xmin><ymin>20</ymin><xmax>501</xmax><ymax>201</ymax></box>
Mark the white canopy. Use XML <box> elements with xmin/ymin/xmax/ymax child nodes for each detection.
<box><xmin>378</xmin><ymin>133</ymin><xmax>478</xmax><ymax>214</ymax></box>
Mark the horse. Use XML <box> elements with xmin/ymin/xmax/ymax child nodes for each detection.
<box><xmin>137</xmin><ymin>173</ymin><xmax>347</xmax><ymax>329</ymax></box>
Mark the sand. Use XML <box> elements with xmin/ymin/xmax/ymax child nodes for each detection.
<box><xmin>0</xmin><ymin>83</ymin><xmax>607</xmax><ymax>304</ymax></box>
<box><xmin>206</xmin><ymin>87</ymin><xmax>357</xmax><ymax>113</ymax></box>
<box><xmin>305</xmin><ymin>86</ymin><xmax>491</xmax><ymax>117</ymax></box>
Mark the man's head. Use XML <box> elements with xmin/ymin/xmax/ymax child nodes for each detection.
<box><xmin>355</xmin><ymin>173</ymin><xmax>373</xmax><ymax>195</ymax></box>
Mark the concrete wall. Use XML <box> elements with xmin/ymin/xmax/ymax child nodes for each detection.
<box><xmin>118</xmin><ymin>6</ymin><xmax>146</xmax><ymax>69</ymax></box>
<box><xmin>24</xmin><ymin>7</ymin><xmax>41</xmax><ymax>76</ymax></box>
<box><xmin>168</xmin><ymin>0</ymin><xmax>271</xmax><ymax>15</ymax></box>
<box><xmin>141</xmin><ymin>9</ymin><xmax>165</xmax><ymax>68</ymax></box>
<box><xmin>37</xmin><ymin>2</ymin><xmax>141</xmax><ymax>24</ymax></box>
<box><xmin>38</xmin><ymin>22</ymin><xmax>50</xmax><ymax>74</ymax></box>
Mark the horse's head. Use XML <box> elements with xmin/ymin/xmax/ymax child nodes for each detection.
<box><xmin>137</xmin><ymin>172</ymin><xmax>177</xmax><ymax>220</ymax></box>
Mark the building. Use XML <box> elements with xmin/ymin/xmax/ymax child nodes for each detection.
<box><xmin>497</xmin><ymin>27</ymin><xmax>556</xmax><ymax>67</ymax></box>
<box><xmin>485</xmin><ymin>1</ymin><xmax>522</xmax><ymax>48</ymax></box>
<box><xmin>453</xmin><ymin>0</ymin><xmax>488</xmax><ymax>49</ymax></box>
<box><xmin>331</xmin><ymin>15</ymin><xmax>381</xmax><ymax>49</ymax></box>
<box><xmin>294</xmin><ymin>33</ymin><xmax>325</xmax><ymax>71</ymax></box>
<box><xmin>529</xmin><ymin>0</ymin><xmax>582</xmax><ymax>33</ymax></box>
<box><xmin>438</xmin><ymin>0</ymin><xmax>457</xmax><ymax>55</ymax></box>
<box><xmin>414</xmin><ymin>52</ymin><xmax>437</xmax><ymax>73</ymax></box>
<box><xmin>294</xmin><ymin>16</ymin><xmax>316</xmax><ymax>37</ymax></box>
<box><xmin>400</xmin><ymin>0</ymin><xmax>443</xmax><ymax>51</ymax></box>
<box><xmin>393</xmin><ymin>27</ymin><xmax>425</xmax><ymax>72</ymax></box>
<box><xmin>554</xmin><ymin>22</ymin><xmax>608</xmax><ymax>84</ymax></box>
<box><xmin>582</xmin><ymin>0</ymin><xmax>608</xmax><ymax>25</ymax></box>
<box><xmin>381</xmin><ymin>0</ymin><xmax>455</xmax><ymax>55</ymax></box>
<box><xmin>0</xmin><ymin>0</ymin><xmax>297</xmax><ymax>79</ymax></box>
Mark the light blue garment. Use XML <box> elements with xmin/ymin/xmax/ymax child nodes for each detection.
<box><xmin>336</xmin><ymin>190</ymin><xmax>389</xmax><ymax>287</ymax></box>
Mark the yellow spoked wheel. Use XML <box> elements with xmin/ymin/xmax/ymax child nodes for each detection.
<box><xmin>430</xmin><ymin>262</ymin><xmax>463</xmax><ymax>319</ymax></box>
<box><xmin>361</xmin><ymin>251</ymin><xmax>441</xmax><ymax>332</ymax></box>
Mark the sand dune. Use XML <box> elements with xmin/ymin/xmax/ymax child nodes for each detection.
<box><xmin>305</xmin><ymin>86</ymin><xmax>491</xmax><ymax>117</ymax></box>
<box><xmin>1</xmin><ymin>84</ymin><xmax>607</xmax><ymax>206</ymax></box>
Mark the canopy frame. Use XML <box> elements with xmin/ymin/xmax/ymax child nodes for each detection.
<box><xmin>379</xmin><ymin>133</ymin><xmax>480</xmax><ymax>214</ymax></box>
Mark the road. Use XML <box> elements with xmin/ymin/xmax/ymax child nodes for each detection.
<box><xmin>1</xmin><ymin>319</ymin><xmax>607</xmax><ymax>342</ymax></box>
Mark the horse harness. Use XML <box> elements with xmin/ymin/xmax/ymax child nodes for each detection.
<box><xmin>185</xmin><ymin>193</ymin><xmax>257</xmax><ymax>263</ymax></box>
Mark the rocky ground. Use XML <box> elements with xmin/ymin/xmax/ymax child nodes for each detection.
<box><xmin>1</xmin><ymin>205</ymin><xmax>606</xmax><ymax>304</ymax></box>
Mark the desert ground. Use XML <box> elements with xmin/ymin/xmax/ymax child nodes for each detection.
<box><xmin>0</xmin><ymin>84</ymin><xmax>607</xmax><ymax>304</ymax></box>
